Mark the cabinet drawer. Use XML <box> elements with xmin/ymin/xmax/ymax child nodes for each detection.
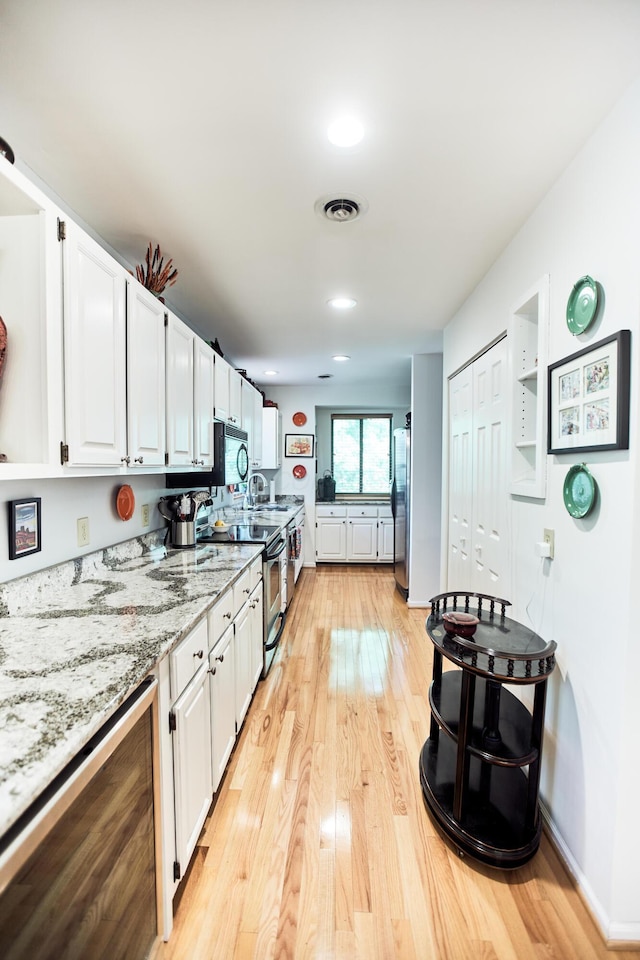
<box><xmin>233</xmin><ymin>568</ymin><xmax>252</xmax><ymax>615</ymax></box>
<box><xmin>347</xmin><ymin>506</ymin><xmax>378</xmax><ymax>518</ymax></box>
<box><xmin>250</xmin><ymin>557</ymin><xmax>262</xmax><ymax>591</ymax></box>
<box><xmin>377</xmin><ymin>506</ymin><xmax>392</xmax><ymax>518</ymax></box>
<box><xmin>170</xmin><ymin>616</ymin><xmax>208</xmax><ymax>700</ymax></box>
<box><xmin>316</xmin><ymin>505</ymin><xmax>346</xmax><ymax>518</ymax></box>
<box><xmin>209</xmin><ymin>589</ymin><xmax>234</xmax><ymax>647</ymax></box>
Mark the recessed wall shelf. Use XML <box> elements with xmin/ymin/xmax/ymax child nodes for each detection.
<box><xmin>508</xmin><ymin>275</ymin><xmax>549</xmax><ymax>499</ymax></box>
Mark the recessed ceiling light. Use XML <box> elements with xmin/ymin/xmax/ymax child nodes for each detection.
<box><xmin>327</xmin><ymin>116</ymin><xmax>364</xmax><ymax>147</ymax></box>
<box><xmin>263</xmin><ymin>370</ymin><xmax>278</xmax><ymax>376</ymax></box>
<box><xmin>332</xmin><ymin>355</ymin><xmax>351</xmax><ymax>362</ymax></box>
<box><xmin>328</xmin><ymin>297</ymin><xmax>357</xmax><ymax>310</ymax></box>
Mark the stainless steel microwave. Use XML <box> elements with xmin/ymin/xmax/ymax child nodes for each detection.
<box><xmin>166</xmin><ymin>423</ymin><xmax>249</xmax><ymax>489</ymax></box>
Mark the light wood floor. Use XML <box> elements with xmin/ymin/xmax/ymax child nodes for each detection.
<box><xmin>160</xmin><ymin>564</ymin><xmax>635</xmax><ymax>960</ymax></box>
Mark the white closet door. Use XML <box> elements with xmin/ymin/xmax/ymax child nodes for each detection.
<box><xmin>471</xmin><ymin>338</ymin><xmax>509</xmax><ymax>597</ymax></box>
<box><xmin>447</xmin><ymin>337</ymin><xmax>509</xmax><ymax>597</ymax></box>
<box><xmin>448</xmin><ymin>364</ymin><xmax>473</xmax><ymax>589</ymax></box>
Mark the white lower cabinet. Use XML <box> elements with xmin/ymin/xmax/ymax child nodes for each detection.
<box><xmin>347</xmin><ymin>517</ymin><xmax>378</xmax><ymax>561</ymax></box>
<box><xmin>315</xmin><ymin>506</ymin><xmax>347</xmax><ymax>561</ymax></box>
<box><xmin>159</xmin><ymin>560</ymin><xmax>264</xmax><ymax>939</ymax></box>
<box><xmin>316</xmin><ymin>505</ymin><xmax>394</xmax><ymax>563</ymax></box>
<box><xmin>171</xmin><ymin>661</ymin><xmax>212</xmax><ymax>878</ymax></box>
<box><xmin>208</xmin><ymin>624</ymin><xmax>236</xmax><ymax>793</ymax></box>
<box><xmin>378</xmin><ymin>517</ymin><xmax>394</xmax><ymax>561</ymax></box>
<box><xmin>249</xmin><ymin>581</ymin><xmax>264</xmax><ymax>688</ymax></box>
<box><xmin>234</xmin><ymin>601</ymin><xmax>253</xmax><ymax>728</ymax></box>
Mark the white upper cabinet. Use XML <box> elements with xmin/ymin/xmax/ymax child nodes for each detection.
<box><xmin>228</xmin><ymin>367</ymin><xmax>242</xmax><ymax>427</ymax></box>
<box><xmin>62</xmin><ymin>221</ymin><xmax>127</xmax><ymax>467</ymax></box>
<box><xmin>193</xmin><ymin>338</ymin><xmax>214</xmax><ymax>467</ymax></box>
<box><xmin>261</xmin><ymin>406</ymin><xmax>281</xmax><ymax>469</ymax></box>
<box><xmin>252</xmin><ymin>389</ymin><xmax>263</xmax><ymax>467</ymax></box>
<box><xmin>241</xmin><ymin>378</ymin><xmax>262</xmax><ymax>464</ymax></box>
<box><xmin>165</xmin><ymin>312</ymin><xmax>195</xmax><ymax>466</ymax></box>
<box><xmin>213</xmin><ymin>352</ymin><xmax>230</xmax><ymax>423</ymax></box>
<box><xmin>0</xmin><ymin>160</ymin><xmax>64</xmax><ymax>476</ymax></box>
<box><xmin>126</xmin><ymin>279</ymin><xmax>166</xmax><ymax>467</ymax></box>
<box><xmin>241</xmin><ymin>378</ymin><xmax>253</xmax><ymax>437</ymax></box>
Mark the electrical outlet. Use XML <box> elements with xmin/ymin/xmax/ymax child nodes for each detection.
<box><xmin>543</xmin><ymin>528</ymin><xmax>555</xmax><ymax>560</ymax></box>
<box><xmin>141</xmin><ymin>504</ymin><xmax>150</xmax><ymax>527</ymax></box>
<box><xmin>77</xmin><ymin>517</ymin><xmax>90</xmax><ymax>547</ymax></box>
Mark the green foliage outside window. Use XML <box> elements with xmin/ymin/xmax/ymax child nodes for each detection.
<box><xmin>331</xmin><ymin>415</ymin><xmax>392</xmax><ymax>494</ymax></box>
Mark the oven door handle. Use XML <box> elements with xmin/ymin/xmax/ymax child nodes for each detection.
<box><xmin>265</xmin><ymin>610</ymin><xmax>286</xmax><ymax>651</ymax></box>
<box><xmin>265</xmin><ymin>538</ymin><xmax>287</xmax><ymax>561</ymax></box>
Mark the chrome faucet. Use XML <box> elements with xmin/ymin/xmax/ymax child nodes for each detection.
<box><xmin>247</xmin><ymin>472</ymin><xmax>267</xmax><ymax>507</ymax></box>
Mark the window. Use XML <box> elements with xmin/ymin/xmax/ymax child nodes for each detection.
<box><xmin>331</xmin><ymin>414</ymin><xmax>392</xmax><ymax>495</ymax></box>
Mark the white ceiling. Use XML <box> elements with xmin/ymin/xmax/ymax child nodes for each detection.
<box><xmin>1</xmin><ymin>0</ymin><xmax>640</xmax><ymax>389</ymax></box>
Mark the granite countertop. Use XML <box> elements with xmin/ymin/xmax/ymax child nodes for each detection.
<box><xmin>0</xmin><ymin>532</ymin><xmax>263</xmax><ymax>840</ymax></box>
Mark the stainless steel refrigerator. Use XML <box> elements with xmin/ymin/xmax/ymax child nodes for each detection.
<box><xmin>391</xmin><ymin>426</ymin><xmax>410</xmax><ymax>598</ymax></box>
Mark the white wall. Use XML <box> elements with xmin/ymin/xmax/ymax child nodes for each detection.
<box><xmin>0</xmin><ymin>472</ymin><xmax>237</xmax><ymax>583</ymax></box>
<box><xmin>409</xmin><ymin>354</ymin><xmax>443</xmax><ymax>606</ymax></box>
<box><xmin>442</xmin><ymin>78</ymin><xmax>640</xmax><ymax>941</ymax></box>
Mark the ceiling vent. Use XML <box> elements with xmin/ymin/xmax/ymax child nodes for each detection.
<box><xmin>315</xmin><ymin>192</ymin><xmax>368</xmax><ymax>223</ymax></box>
<box><xmin>324</xmin><ymin>198</ymin><xmax>359</xmax><ymax>222</ymax></box>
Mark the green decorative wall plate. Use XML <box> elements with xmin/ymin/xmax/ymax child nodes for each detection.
<box><xmin>563</xmin><ymin>463</ymin><xmax>597</xmax><ymax>518</ymax></box>
<box><xmin>566</xmin><ymin>276</ymin><xmax>598</xmax><ymax>335</ymax></box>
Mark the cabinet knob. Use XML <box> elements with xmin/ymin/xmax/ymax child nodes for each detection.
<box><xmin>244</xmin><ymin>587</ymin><xmax>250</xmax><ymax>594</ymax></box>
<box><xmin>208</xmin><ymin>666</ymin><xmax>217</xmax><ymax>676</ymax></box>
<box><xmin>193</xmin><ymin>649</ymin><xmax>204</xmax><ymax>659</ymax></box>
<box><xmin>223</xmin><ymin>611</ymin><xmax>232</xmax><ymax>619</ymax></box>
<box><xmin>216</xmin><ymin>653</ymin><xmax>225</xmax><ymax>663</ymax></box>
<box><xmin>121</xmin><ymin>456</ymin><xmax>130</xmax><ymax>465</ymax></box>
<box><xmin>134</xmin><ymin>456</ymin><xmax>144</xmax><ymax>464</ymax></box>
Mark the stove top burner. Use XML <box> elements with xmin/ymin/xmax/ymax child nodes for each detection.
<box><xmin>198</xmin><ymin>522</ymin><xmax>281</xmax><ymax>545</ymax></box>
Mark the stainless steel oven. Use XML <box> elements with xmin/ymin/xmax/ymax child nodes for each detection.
<box><xmin>263</xmin><ymin>533</ymin><xmax>287</xmax><ymax>676</ymax></box>
<box><xmin>198</xmin><ymin>522</ymin><xmax>287</xmax><ymax>677</ymax></box>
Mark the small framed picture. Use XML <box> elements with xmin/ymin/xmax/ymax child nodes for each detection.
<box><xmin>284</xmin><ymin>434</ymin><xmax>315</xmax><ymax>458</ymax></box>
<box><xmin>8</xmin><ymin>498</ymin><xmax>42</xmax><ymax>560</ymax></box>
<box><xmin>547</xmin><ymin>330</ymin><xmax>631</xmax><ymax>454</ymax></box>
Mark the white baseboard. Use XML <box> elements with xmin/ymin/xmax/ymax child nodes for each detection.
<box><xmin>540</xmin><ymin>801</ymin><xmax>640</xmax><ymax>945</ymax></box>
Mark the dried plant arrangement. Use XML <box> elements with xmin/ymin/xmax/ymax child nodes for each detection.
<box><xmin>135</xmin><ymin>242</ymin><xmax>178</xmax><ymax>295</ymax></box>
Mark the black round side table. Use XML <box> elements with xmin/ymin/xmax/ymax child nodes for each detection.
<box><xmin>419</xmin><ymin>591</ymin><xmax>556</xmax><ymax>868</ymax></box>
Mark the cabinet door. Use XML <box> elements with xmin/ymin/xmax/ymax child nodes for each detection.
<box><xmin>172</xmin><ymin>664</ymin><xmax>213</xmax><ymax>874</ymax></box>
<box><xmin>316</xmin><ymin>519</ymin><xmax>346</xmax><ymax>561</ymax></box>
<box><xmin>234</xmin><ymin>604</ymin><xmax>253</xmax><ymax>728</ymax></box>
<box><xmin>347</xmin><ymin>519</ymin><xmax>378</xmax><ymax>561</ymax></box>
<box><xmin>209</xmin><ymin>626</ymin><xmax>236</xmax><ymax>792</ymax></box>
<box><xmin>62</xmin><ymin>221</ymin><xmax>127</xmax><ymax>466</ymax></box>
<box><xmin>261</xmin><ymin>407</ymin><xmax>281</xmax><ymax>469</ymax></box>
<box><xmin>241</xmin><ymin>379</ymin><xmax>254</xmax><ymax>460</ymax></box>
<box><xmin>249</xmin><ymin>582</ymin><xmax>263</xmax><ymax>688</ymax></box>
<box><xmin>228</xmin><ymin>368</ymin><xmax>242</xmax><ymax>427</ymax></box>
<box><xmin>213</xmin><ymin>353</ymin><xmax>229</xmax><ymax>423</ymax></box>
<box><xmin>378</xmin><ymin>518</ymin><xmax>394</xmax><ymax>561</ymax></box>
<box><xmin>252</xmin><ymin>389</ymin><xmax>263</xmax><ymax>467</ymax></box>
<box><xmin>194</xmin><ymin>338</ymin><xmax>214</xmax><ymax>467</ymax></box>
<box><xmin>126</xmin><ymin>280</ymin><xmax>166</xmax><ymax>466</ymax></box>
<box><xmin>166</xmin><ymin>312</ymin><xmax>195</xmax><ymax>466</ymax></box>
